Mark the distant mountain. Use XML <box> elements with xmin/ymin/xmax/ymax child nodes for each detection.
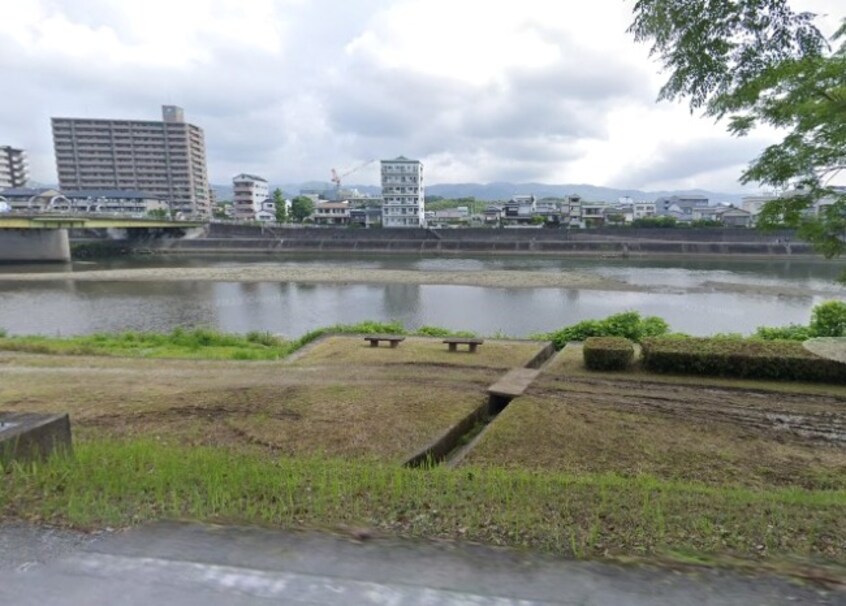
<box><xmin>210</xmin><ymin>181</ymin><xmax>747</xmax><ymax>205</ymax></box>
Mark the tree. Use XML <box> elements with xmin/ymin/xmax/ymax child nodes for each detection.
<box><xmin>273</xmin><ymin>188</ymin><xmax>288</xmax><ymax>224</ymax></box>
<box><xmin>290</xmin><ymin>195</ymin><xmax>315</xmax><ymax>223</ymax></box>
<box><xmin>630</xmin><ymin>2</ymin><xmax>846</xmax><ymax>257</ymax></box>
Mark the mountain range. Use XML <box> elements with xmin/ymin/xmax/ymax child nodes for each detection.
<box><xmin>211</xmin><ymin>182</ymin><xmax>747</xmax><ymax>205</ymax></box>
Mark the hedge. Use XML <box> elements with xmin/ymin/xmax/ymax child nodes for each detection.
<box><xmin>583</xmin><ymin>337</ymin><xmax>635</xmax><ymax>371</ymax></box>
<box><xmin>641</xmin><ymin>337</ymin><xmax>846</xmax><ymax>384</ymax></box>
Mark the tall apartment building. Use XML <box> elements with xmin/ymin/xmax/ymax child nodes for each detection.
<box><xmin>0</xmin><ymin>146</ymin><xmax>28</xmax><ymax>189</ymax></box>
<box><xmin>51</xmin><ymin>105</ymin><xmax>210</xmax><ymax>216</ymax></box>
<box><xmin>380</xmin><ymin>156</ymin><xmax>425</xmax><ymax>228</ymax></box>
<box><xmin>232</xmin><ymin>173</ymin><xmax>269</xmax><ymax>221</ymax></box>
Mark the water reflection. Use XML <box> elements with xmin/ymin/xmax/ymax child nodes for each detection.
<box><xmin>0</xmin><ymin>255</ymin><xmax>842</xmax><ymax>338</ymax></box>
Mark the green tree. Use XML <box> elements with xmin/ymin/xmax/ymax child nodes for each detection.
<box><xmin>290</xmin><ymin>196</ymin><xmax>315</xmax><ymax>223</ymax></box>
<box><xmin>630</xmin><ymin>2</ymin><xmax>845</xmax><ymax>257</ymax></box>
<box><xmin>273</xmin><ymin>188</ymin><xmax>288</xmax><ymax>224</ymax></box>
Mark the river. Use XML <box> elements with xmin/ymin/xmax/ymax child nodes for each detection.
<box><xmin>1</xmin><ymin>255</ymin><xmax>844</xmax><ymax>338</ymax></box>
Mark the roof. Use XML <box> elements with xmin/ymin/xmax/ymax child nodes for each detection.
<box><xmin>316</xmin><ymin>202</ymin><xmax>350</xmax><ymax>209</ymax></box>
<box><xmin>381</xmin><ymin>156</ymin><xmax>420</xmax><ymax>163</ymax></box>
<box><xmin>0</xmin><ymin>187</ymin><xmax>62</xmax><ymax>197</ymax></box>
<box><xmin>63</xmin><ymin>189</ymin><xmax>163</xmax><ymax>200</ymax></box>
<box><xmin>232</xmin><ymin>173</ymin><xmax>268</xmax><ymax>183</ymax></box>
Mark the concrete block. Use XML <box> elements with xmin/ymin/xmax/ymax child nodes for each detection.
<box><xmin>0</xmin><ymin>412</ymin><xmax>72</xmax><ymax>464</ymax></box>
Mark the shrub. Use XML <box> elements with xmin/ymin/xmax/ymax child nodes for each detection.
<box><xmin>583</xmin><ymin>337</ymin><xmax>634</xmax><ymax>371</ymax></box>
<box><xmin>0</xmin><ymin>328</ymin><xmax>6</xmax><ymax>338</ymax></box>
<box><xmin>245</xmin><ymin>331</ymin><xmax>283</xmax><ymax>347</ymax></box>
<box><xmin>641</xmin><ymin>337</ymin><xmax>846</xmax><ymax>383</ymax></box>
<box><xmin>810</xmin><ymin>300</ymin><xmax>846</xmax><ymax>337</ymax></box>
<box><xmin>754</xmin><ymin>324</ymin><xmax>813</xmax><ymax>341</ymax></box>
<box><xmin>415</xmin><ymin>326</ymin><xmax>476</xmax><ymax>338</ymax></box>
<box><xmin>544</xmin><ymin>311</ymin><xmax>670</xmax><ymax>350</ymax></box>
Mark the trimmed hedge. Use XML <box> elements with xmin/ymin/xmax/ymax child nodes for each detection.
<box><xmin>641</xmin><ymin>337</ymin><xmax>846</xmax><ymax>384</ymax></box>
<box><xmin>583</xmin><ymin>337</ymin><xmax>635</xmax><ymax>371</ymax></box>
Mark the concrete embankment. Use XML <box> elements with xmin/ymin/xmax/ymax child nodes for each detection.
<box><xmin>112</xmin><ymin>225</ymin><xmax>814</xmax><ymax>258</ymax></box>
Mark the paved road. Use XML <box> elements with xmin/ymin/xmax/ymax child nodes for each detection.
<box><xmin>0</xmin><ymin>522</ymin><xmax>842</xmax><ymax>605</ymax></box>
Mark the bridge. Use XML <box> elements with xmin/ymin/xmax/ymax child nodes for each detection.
<box><xmin>0</xmin><ymin>215</ymin><xmax>205</xmax><ymax>262</ymax></box>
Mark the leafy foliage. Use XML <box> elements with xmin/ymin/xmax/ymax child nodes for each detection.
<box><xmin>642</xmin><ymin>336</ymin><xmax>846</xmax><ymax>383</ymax></box>
<box><xmin>273</xmin><ymin>188</ymin><xmax>288</xmax><ymax>224</ymax></box>
<box><xmin>290</xmin><ymin>195</ymin><xmax>315</xmax><ymax>222</ymax></box>
<box><xmin>810</xmin><ymin>300</ymin><xmax>846</xmax><ymax>337</ymax></box>
<box><xmin>541</xmin><ymin>311</ymin><xmax>669</xmax><ymax>350</ymax></box>
<box><xmin>582</xmin><ymin>337</ymin><xmax>635</xmax><ymax>371</ymax></box>
<box><xmin>754</xmin><ymin>300</ymin><xmax>846</xmax><ymax>339</ymax></box>
<box><xmin>630</xmin><ymin>2</ymin><xmax>846</xmax><ymax>258</ymax></box>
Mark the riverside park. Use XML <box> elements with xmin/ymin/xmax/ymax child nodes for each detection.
<box><xmin>2</xmin><ymin>301</ymin><xmax>846</xmax><ymax>603</ymax></box>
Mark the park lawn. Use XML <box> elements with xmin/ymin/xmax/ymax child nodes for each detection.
<box><xmin>0</xmin><ymin>351</ymin><xmax>486</xmax><ymax>462</ymax></box>
<box><xmin>460</xmin><ymin>393</ymin><xmax>846</xmax><ymax>490</ymax></box>
<box><xmin>290</xmin><ymin>336</ymin><xmax>545</xmax><ymax>370</ymax></box>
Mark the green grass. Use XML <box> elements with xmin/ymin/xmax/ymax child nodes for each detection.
<box><xmin>2</xmin><ymin>440</ymin><xmax>844</xmax><ymax>566</ymax></box>
<box><xmin>0</xmin><ymin>322</ymin><xmax>480</xmax><ymax>362</ymax></box>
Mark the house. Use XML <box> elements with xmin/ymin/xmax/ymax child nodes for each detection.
<box><xmin>633</xmin><ymin>202</ymin><xmax>656</xmax><ymax>220</ymax></box>
<box><xmin>483</xmin><ymin>205</ymin><xmax>503</xmax><ymax>225</ymax></box>
<box><xmin>62</xmin><ymin>189</ymin><xmax>169</xmax><ymax>215</ymax></box>
<box><xmin>0</xmin><ymin>188</ymin><xmax>70</xmax><ymax>212</ymax></box>
<box><xmin>350</xmin><ymin>207</ymin><xmax>382</xmax><ymax>227</ymax></box>
<box><xmin>502</xmin><ymin>195</ymin><xmax>537</xmax><ymax>224</ymax></box>
<box><xmin>655</xmin><ymin>195</ymin><xmax>709</xmax><ymax>216</ymax></box>
<box><xmin>717</xmin><ymin>207</ymin><xmax>753</xmax><ymax>228</ymax></box>
<box><xmin>313</xmin><ymin>201</ymin><xmax>351</xmax><ymax>225</ymax></box>
<box><xmin>581</xmin><ymin>202</ymin><xmax>609</xmax><ymax>227</ymax></box>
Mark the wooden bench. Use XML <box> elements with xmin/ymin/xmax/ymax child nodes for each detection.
<box><xmin>443</xmin><ymin>337</ymin><xmax>484</xmax><ymax>353</ymax></box>
<box><xmin>363</xmin><ymin>334</ymin><xmax>406</xmax><ymax>348</ymax></box>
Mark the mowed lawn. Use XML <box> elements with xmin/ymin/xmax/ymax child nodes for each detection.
<box><xmin>0</xmin><ymin>336</ymin><xmax>529</xmax><ymax>462</ymax></box>
<box><xmin>461</xmin><ymin>346</ymin><xmax>846</xmax><ymax>490</ymax></box>
<box><xmin>291</xmin><ymin>336</ymin><xmax>545</xmax><ymax>370</ymax></box>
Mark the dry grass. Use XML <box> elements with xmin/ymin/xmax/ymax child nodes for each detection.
<box><xmin>464</xmin><ymin>347</ymin><xmax>846</xmax><ymax>489</ymax></box>
<box><xmin>291</xmin><ymin>336</ymin><xmax>544</xmax><ymax>370</ymax></box>
<box><xmin>0</xmin><ymin>344</ymin><xmax>493</xmax><ymax>462</ymax></box>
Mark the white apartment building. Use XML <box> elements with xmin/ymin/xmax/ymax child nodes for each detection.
<box><xmin>51</xmin><ymin>105</ymin><xmax>210</xmax><ymax>217</ymax></box>
<box><xmin>0</xmin><ymin>146</ymin><xmax>28</xmax><ymax>189</ymax></box>
<box><xmin>381</xmin><ymin>156</ymin><xmax>425</xmax><ymax>228</ymax></box>
<box><xmin>232</xmin><ymin>174</ymin><xmax>269</xmax><ymax>221</ymax></box>
<box><xmin>633</xmin><ymin>202</ymin><xmax>656</xmax><ymax>219</ymax></box>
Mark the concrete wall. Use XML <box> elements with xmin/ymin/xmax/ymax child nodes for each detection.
<box><xmin>205</xmin><ymin>223</ymin><xmax>800</xmax><ymax>244</ymax></box>
<box><xmin>0</xmin><ymin>228</ymin><xmax>71</xmax><ymax>262</ymax></box>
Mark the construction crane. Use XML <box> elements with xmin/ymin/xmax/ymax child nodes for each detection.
<box><xmin>330</xmin><ymin>159</ymin><xmax>375</xmax><ymax>199</ymax></box>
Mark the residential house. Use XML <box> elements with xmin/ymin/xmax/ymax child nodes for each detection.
<box><xmin>313</xmin><ymin>201</ymin><xmax>351</xmax><ymax>225</ymax></box>
<box><xmin>502</xmin><ymin>195</ymin><xmax>537</xmax><ymax>224</ymax></box>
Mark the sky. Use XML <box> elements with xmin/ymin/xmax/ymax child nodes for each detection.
<box><xmin>1</xmin><ymin>0</ymin><xmax>841</xmax><ymax>193</ymax></box>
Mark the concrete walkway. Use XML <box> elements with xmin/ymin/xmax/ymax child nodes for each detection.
<box><xmin>0</xmin><ymin>522</ymin><xmax>841</xmax><ymax>605</ymax></box>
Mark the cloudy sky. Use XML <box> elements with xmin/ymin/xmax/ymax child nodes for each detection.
<box><xmin>1</xmin><ymin>0</ymin><xmax>841</xmax><ymax>192</ymax></box>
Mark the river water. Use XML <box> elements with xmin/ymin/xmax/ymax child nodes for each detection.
<box><xmin>1</xmin><ymin>255</ymin><xmax>844</xmax><ymax>338</ymax></box>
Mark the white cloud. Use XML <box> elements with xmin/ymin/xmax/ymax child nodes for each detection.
<box><xmin>0</xmin><ymin>0</ymin><xmax>841</xmax><ymax>193</ymax></box>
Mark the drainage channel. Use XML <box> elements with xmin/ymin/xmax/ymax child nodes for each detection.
<box><xmin>403</xmin><ymin>343</ymin><xmax>556</xmax><ymax>468</ymax></box>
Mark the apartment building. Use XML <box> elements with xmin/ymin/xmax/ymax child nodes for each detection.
<box><xmin>232</xmin><ymin>173</ymin><xmax>269</xmax><ymax>221</ymax></box>
<box><xmin>51</xmin><ymin>105</ymin><xmax>210</xmax><ymax>217</ymax></box>
<box><xmin>0</xmin><ymin>146</ymin><xmax>28</xmax><ymax>189</ymax></box>
<box><xmin>381</xmin><ymin>156</ymin><xmax>425</xmax><ymax>228</ymax></box>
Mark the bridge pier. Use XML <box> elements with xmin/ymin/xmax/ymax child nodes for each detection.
<box><xmin>0</xmin><ymin>228</ymin><xmax>71</xmax><ymax>263</ymax></box>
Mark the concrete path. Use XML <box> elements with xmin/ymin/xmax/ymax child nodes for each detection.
<box><xmin>0</xmin><ymin>522</ymin><xmax>841</xmax><ymax>605</ymax></box>
<box><xmin>488</xmin><ymin>368</ymin><xmax>540</xmax><ymax>399</ymax></box>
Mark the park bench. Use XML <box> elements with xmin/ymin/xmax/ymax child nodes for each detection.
<box><xmin>363</xmin><ymin>334</ymin><xmax>406</xmax><ymax>348</ymax></box>
<box><xmin>443</xmin><ymin>337</ymin><xmax>484</xmax><ymax>353</ymax></box>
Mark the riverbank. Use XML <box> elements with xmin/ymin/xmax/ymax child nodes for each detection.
<box><xmin>2</xmin><ymin>263</ymin><xmax>844</xmax><ymax>297</ymax></box>
<box><xmin>0</xmin><ymin>265</ymin><xmax>640</xmax><ymax>290</ymax></box>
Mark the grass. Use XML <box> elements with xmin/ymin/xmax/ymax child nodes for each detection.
<box><xmin>2</xmin><ymin>440</ymin><xmax>845</xmax><ymax>566</ymax></box>
<box><xmin>0</xmin><ymin>328</ymin><xmax>291</xmax><ymax>361</ymax></box>
<box><xmin>460</xmin><ymin>394</ymin><xmax>846</xmax><ymax>490</ymax></box>
<box><xmin>0</xmin><ymin>322</ymin><xmax>482</xmax><ymax>362</ymax></box>
<box><xmin>292</xmin><ymin>336</ymin><xmax>544</xmax><ymax>369</ymax></box>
